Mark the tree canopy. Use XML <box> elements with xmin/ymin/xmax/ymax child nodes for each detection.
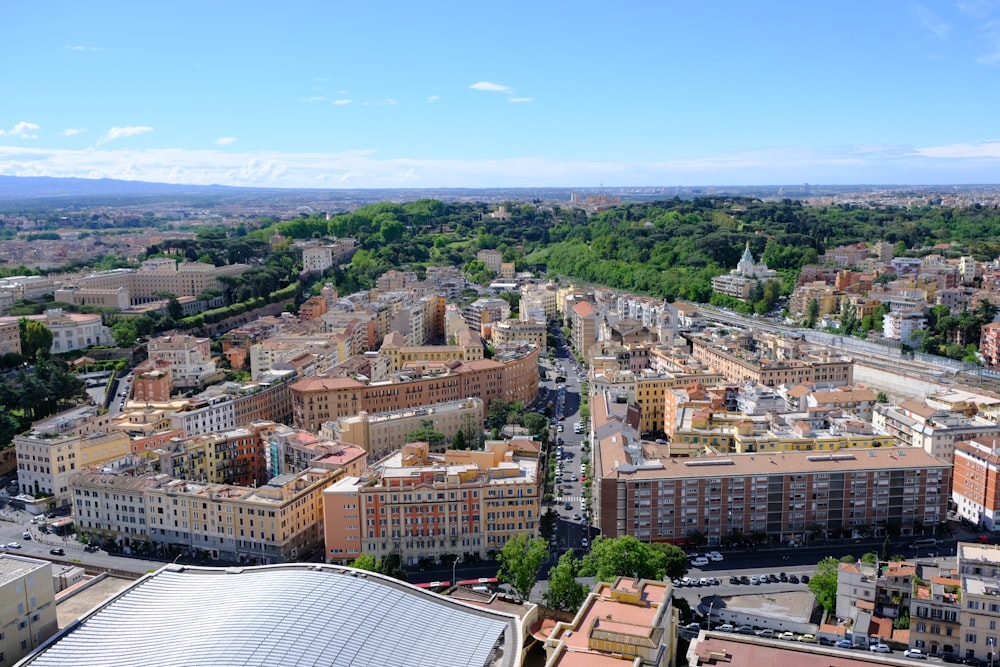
<box><xmin>544</xmin><ymin>550</ymin><xmax>589</xmax><ymax>613</ymax></box>
<box><xmin>497</xmin><ymin>533</ymin><xmax>549</xmax><ymax>601</ymax></box>
<box><xmin>579</xmin><ymin>536</ymin><xmax>688</xmax><ymax>582</ymax></box>
<box><xmin>808</xmin><ymin>557</ymin><xmax>842</xmax><ymax>613</ymax></box>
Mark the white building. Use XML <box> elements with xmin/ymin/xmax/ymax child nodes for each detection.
<box><xmin>883</xmin><ymin>309</ymin><xmax>926</xmax><ymax>345</ymax></box>
<box><xmin>147</xmin><ymin>334</ymin><xmax>223</xmax><ymax>388</ymax></box>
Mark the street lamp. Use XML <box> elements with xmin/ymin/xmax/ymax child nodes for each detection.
<box><xmin>987</xmin><ymin>636</ymin><xmax>995</xmax><ymax>667</ymax></box>
<box><xmin>452</xmin><ymin>556</ymin><xmax>462</xmax><ymax>586</ymax></box>
<box><xmin>707</xmin><ymin>597</ymin><xmax>716</xmax><ymax>632</ymax></box>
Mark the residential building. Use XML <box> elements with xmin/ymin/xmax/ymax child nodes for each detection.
<box><xmin>72</xmin><ymin>467</ymin><xmax>337</xmax><ymax>564</ymax></box>
<box><xmin>463</xmin><ymin>298</ymin><xmax>510</xmax><ymax>331</ymax></box>
<box><xmin>953</xmin><ymin>436</ymin><xmax>1000</xmax><ymax>529</ymax></box>
<box><xmin>323</xmin><ymin>439</ymin><xmax>540</xmax><ymax>565</ymax></box>
<box><xmin>911</xmin><ymin>571</ymin><xmax>962</xmax><ymax>657</ymax></box>
<box><xmin>75</xmin><ymin>260</ymin><xmax>249</xmax><ymax>304</ymax></box>
<box><xmin>476</xmin><ymin>249</ymin><xmax>503</xmax><ymax>274</ymax></box>
<box><xmin>873</xmin><ymin>400</ymin><xmax>1000</xmax><ymax>463</ymax></box>
<box><xmin>15</xmin><ymin>418</ymin><xmax>131</xmax><ymax>506</ymax></box>
<box><xmin>290</xmin><ymin>345</ymin><xmax>539</xmax><ymax>433</ymax></box>
<box><xmin>958</xmin><ymin>542</ymin><xmax>1000</xmax><ymax>663</ymax></box>
<box><xmin>321</xmin><ymin>397</ymin><xmax>485</xmax><ymax>461</ymax></box>
<box><xmin>298</xmin><ymin>296</ymin><xmax>328</xmax><ymax>320</ymax></box>
<box><xmin>883</xmin><ymin>309</ymin><xmax>926</xmax><ymax>344</ymax></box>
<box><xmin>131</xmin><ymin>359</ymin><xmax>173</xmax><ymax>402</ymax></box>
<box><xmin>147</xmin><ymin>334</ymin><xmax>223</xmax><ymax>389</ymax></box>
<box><xmin>981</xmin><ymin>322</ymin><xmax>1000</xmax><ymax>368</ymax></box>
<box><xmin>689</xmin><ymin>332</ymin><xmax>854</xmax><ymax>387</ymax></box>
<box><xmin>167</xmin><ymin>371</ymin><xmax>294</xmax><ymax>437</ymax></box>
<box><xmin>378</xmin><ymin>327</ymin><xmax>483</xmax><ymax>373</ymax></box>
<box><xmin>0</xmin><ymin>555</ymin><xmax>57</xmax><ymax>666</ymax></box>
<box><xmin>0</xmin><ymin>321</ymin><xmax>20</xmax><ymax>357</ymax></box>
<box><xmin>265</xmin><ymin>425</ymin><xmax>366</xmax><ymax>479</ymax></box>
<box><xmin>491</xmin><ymin>318</ymin><xmax>546</xmax><ymax>350</ymax></box>
<box><xmin>594</xmin><ymin>444</ymin><xmax>950</xmax><ymax>547</ymax></box>
<box><xmin>570</xmin><ymin>301</ymin><xmax>597</xmax><ymax>358</ymax></box>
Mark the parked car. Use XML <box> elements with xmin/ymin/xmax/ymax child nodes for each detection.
<box><xmin>778</xmin><ymin>572</ymin><xmax>788</xmax><ymax>582</ymax></box>
<box><xmin>716</xmin><ymin>624</ymin><xmax>735</xmax><ymax>632</ymax></box>
<box><xmin>691</xmin><ymin>557</ymin><xmax>710</xmax><ymax>567</ymax></box>
<box><xmin>739</xmin><ymin>575</ymin><xmax>750</xmax><ymax>585</ymax></box>
<box><xmin>749</xmin><ymin>576</ymin><xmax>760</xmax><ymax>585</ymax></box>
<box><xmin>84</xmin><ymin>544</ymin><xmax>99</xmax><ymax>552</ymax></box>
<box><xmin>707</xmin><ymin>551</ymin><xmax>724</xmax><ymax>562</ymax></box>
<box><xmin>5</xmin><ymin>542</ymin><xmax>20</xmax><ymax>549</ymax></box>
<box><xmin>941</xmin><ymin>653</ymin><xmax>962</xmax><ymax>663</ymax></box>
<box><xmin>729</xmin><ymin>576</ymin><xmax>741</xmax><ymax>585</ymax></box>
<box><xmin>800</xmin><ymin>575</ymin><xmax>810</xmax><ymax>584</ymax></box>
<box><xmin>736</xmin><ymin>625</ymin><xmax>754</xmax><ymax>635</ymax></box>
<box><xmin>903</xmin><ymin>649</ymin><xmax>927</xmax><ymax>659</ymax></box>
<box><xmin>788</xmin><ymin>574</ymin><xmax>800</xmax><ymax>584</ymax></box>
<box><xmin>835</xmin><ymin>639</ymin><xmax>853</xmax><ymax>649</ymax></box>
<box><xmin>869</xmin><ymin>644</ymin><xmax>891</xmax><ymax>653</ymax></box>
<box><xmin>777</xmin><ymin>631</ymin><xmax>796</xmax><ymax>641</ymax></box>
<box><xmin>49</xmin><ymin>547</ymin><xmax>64</xmax><ymax>556</ymax></box>
<box><xmin>22</xmin><ymin>531</ymin><xmax>30</xmax><ymax>540</ymax></box>
<box><xmin>797</xmin><ymin>634</ymin><xmax>818</xmax><ymax>643</ymax></box>
<box><xmin>756</xmin><ymin>629</ymin><xmax>775</xmax><ymax>638</ymax></box>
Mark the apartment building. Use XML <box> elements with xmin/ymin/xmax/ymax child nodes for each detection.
<box><xmin>248</xmin><ymin>336</ymin><xmax>341</xmax><ymax>380</ymax></box>
<box><xmin>0</xmin><ymin>320</ymin><xmax>19</xmax><ymax>357</ymax></box>
<box><xmin>476</xmin><ymin>249</ymin><xmax>503</xmax><ymax>274</ymax></box>
<box><xmin>953</xmin><ymin>436</ymin><xmax>1000</xmax><ymax>529</ymax></box>
<box><xmin>75</xmin><ymin>259</ymin><xmax>248</xmax><ymax>304</ymax></box>
<box><xmin>0</xmin><ymin>555</ymin><xmax>57</xmax><ymax>666</ymax></box>
<box><xmin>981</xmin><ymin>322</ymin><xmax>1000</xmax><ymax>368</ymax></box>
<box><xmin>958</xmin><ymin>543</ymin><xmax>1000</xmax><ymax>663</ymax></box>
<box><xmin>689</xmin><ymin>333</ymin><xmax>854</xmax><ymax>387</ymax></box>
<box><xmin>594</xmin><ymin>444</ymin><xmax>950</xmax><ymax>547</ymax></box>
<box><xmin>321</xmin><ymin>397</ymin><xmax>485</xmax><ymax>461</ymax></box>
<box><xmin>147</xmin><ymin>334</ymin><xmax>223</xmax><ymax>388</ymax></box>
<box><xmin>265</xmin><ymin>426</ymin><xmax>366</xmax><ymax>479</ymax></box>
<box><xmin>571</xmin><ymin>301</ymin><xmax>597</xmax><ymax>358</ymax></box>
<box><xmin>131</xmin><ymin>359</ymin><xmax>173</xmax><ymax>402</ymax></box>
<box><xmin>463</xmin><ymin>298</ymin><xmax>510</xmax><ymax>331</ymax></box>
<box><xmin>911</xmin><ymin>571</ymin><xmax>962</xmax><ymax>657</ymax></box>
<box><xmin>72</xmin><ymin>467</ymin><xmax>336</xmax><ymax>564</ymax></box>
<box><xmin>291</xmin><ymin>345</ymin><xmax>539</xmax><ymax>432</ymax></box>
<box><xmin>15</xmin><ymin>424</ymin><xmax>131</xmax><ymax>506</ymax></box>
<box><xmin>874</xmin><ymin>400</ymin><xmax>1000</xmax><ymax>463</ymax></box>
<box><xmin>167</xmin><ymin>371</ymin><xmax>294</xmax><ymax>438</ymax></box>
<box><xmin>323</xmin><ymin>439</ymin><xmax>540</xmax><ymax>565</ymax></box>
<box><xmin>490</xmin><ymin>318</ymin><xmax>546</xmax><ymax>350</ymax></box>
<box><xmin>378</xmin><ymin>327</ymin><xmax>483</xmax><ymax>373</ymax></box>
<box><xmin>520</xmin><ymin>282</ymin><xmax>558</xmax><ymax>320</ymax></box>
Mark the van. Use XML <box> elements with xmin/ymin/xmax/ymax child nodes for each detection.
<box><xmin>911</xmin><ymin>538</ymin><xmax>937</xmax><ymax>549</ymax></box>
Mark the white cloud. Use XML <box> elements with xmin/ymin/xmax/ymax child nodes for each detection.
<box><xmin>303</xmin><ymin>96</ymin><xmax>326</xmax><ymax>103</ymax></box>
<box><xmin>914</xmin><ymin>5</ymin><xmax>950</xmax><ymax>39</ymax></box>
<box><xmin>61</xmin><ymin>128</ymin><xmax>84</xmax><ymax>137</ymax></box>
<box><xmin>0</xmin><ymin>122</ymin><xmax>40</xmax><ymax>139</ymax></box>
<box><xmin>2</xmin><ymin>142</ymin><xmax>1000</xmax><ymax>189</ymax></box>
<box><xmin>99</xmin><ymin>126</ymin><xmax>153</xmax><ymax>144</ymax></box>
<box><xmin>215</xmin><ymin>137</ymin><xmax>236</xmax><ymax>145</ymax></box>
<box><xmin>509</xmin><ymin>97</ymin><xmax>534</xmax><ymax>103</ymax></box>
<box><xmin>426</xmin><ymin>95</ymin><xmax>440</xmax><ymax>104</ymax></box>
<box><xmin>912</xmin><ymin>140</ymin><xmax>1000</xmax><ymax>158</ymax></box>
<box><xmin>385</xmin><ymin>98</ymin><xmax>399</xmax><ymax>105</ymax></box>
<box><xmin>470</xmin><ymin>81</ymin><xmax>513</xmax><ymax>94</ymax></box>
<box><xmin>65</xmin><ymin>45</ymin><xmax>99</xmax><ymax>52</ymax></box>
<box><xmin>333</xmin><ymin>99</ymin><xmax>353</xmax><ymax>106</ymax></box>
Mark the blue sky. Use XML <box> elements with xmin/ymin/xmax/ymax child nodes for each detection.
<box><xmin>3</xmin><ymin>1</ymin><xmax>1000</xmax><ymax>188</ymax></box>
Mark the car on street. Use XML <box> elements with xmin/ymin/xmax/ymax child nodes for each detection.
<box><xmin>940</xmin><ymin>653</ymin><xmax>962</xmax><ymax>663</ymax></box>
<box><xmin>736</xmin><ymin>625</ymin><xmax>753</xmax><ymax>635</ymax></box>
<box><xmin>797</xmin><ymin>634</ymin><xmax>818</xmax><ymax>643</ymax></box>
<box><xmin>691</xmin><ymin>557</ymin><xmax>710</xmax><ymax>567</ymax></box>
<box><xmin>84</xmin><ymin>544</ymin><xmax>99</xmax><ymax>552</ymax></box>
<box><xmin>22</xmin><ymin>532</ymin><xmax>30</xmax><ymax>540</ymax></box>
<box><xmin>5</xmin><ymin>542</ymin><xmax>20</xmax><ymax>549</ymax></box>
<box><xmin>903</xmin><ymin>649</ymin><xmax>927</xmax><ymax>659</ymax></box>
<box><xmin>739</xmin><ymin>575</ymin><xmax>750</xmax><ymax>585</ymax></box>
<box><xmin>715</xmin><ymin>624</ymin><xmax>734</xmax><ymax>633</ymax></box>
<box><xmin>756</xmin><ymin>629</ymin><xmax>775</xmax><ymax>638</ymax></box>
<box><xmin>749</xmin><ymin>576</ymin><xmax>760</xmax><ymax>585</ymax></box>
<box><xmin>869</xmin><ymin>644</ymin><xmax>891</xmax><ymax>653</ymax></box>
<box><xmin>49</xmin><ymin>548</ymin><xmax>64</xmax><ymax>556</ymax></box>
<box><xmin>835</xmin><ymin>639</ymin><xmax>853</xmax><ymax>649</ymax></box>
<box><xmin>788</xmin><ymin>574</ymin><xmax>800</xmax><ymax>584</ymax></box>
<box><xmin>800</xmin><ymin>575</ymin><xmax>810</xmax><ymax>584</ymax></box>
<box><xmin>707</xmin><ymin>551</ymin><xmax>724</xmax><ymax>562</ymax></box>
<box><xmin>729</xmin><ymin>576</ymin><xmax>741</xmax><ymax>585</ymax></box>
<box><xmin>777</xmin><ymin>631</ymin><xmax>795</xmax><ymax>641</ymax></box>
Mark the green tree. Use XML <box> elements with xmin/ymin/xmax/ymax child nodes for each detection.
<box><xmin>805</xmin><ymin>298</ymin><xmax>820</xmax><ymax>328</ymax></box>
<box><xmin>861</xmin><ymin>552</ymin><xmax>877</xmax><ymax>564</ymax></box>
<box><xmin>350</xmin><ymin>553</ymin><xmax>378</xmax><ymax>572</ymax></box>
<box><xmin>580</xmin><ymin>535</ymin><xmax>674</xmax><ymax>583</ymax></box>
<box><xmin>405</xmin><ymin>419</ymin><xmax>446</xmax><ymax>449</ymax></box>
<box><xmin>0</xmin><ymin>406</ymin><xmax>21</xmax><ymax>448</ymax></box>
<box><xmin>808</xmin><ymin>557</ymin><xmax>841</xmax><ymax>613</ymax></box>
<box><xmin>18</xmin><ymin>318</ymin><xmax>53</xmax><ymax>359</ymax></box>
<box><xmin>450</xmin><ymin>429</ymin><xmax>467</xmax><ymax>450</ymax></box>
<box><xmin>877</xmin><ymin>391</ymin><xmax>889</xmax><ymax>404</ymax></box>
<box><xmin>652</xmin><ymin>543</ymin><xmax>692</xmax><ymax>580</ymax></box>
<box><xmin>523</xmin><ymin>412</ymin><xmax>549</xmax><ymax>436</ymax></box>
<box><xmin>544</xmin><ymin>551</ymin><xmax>588</xmax><ymax>612</ymax></box>
<box><xmin>166</xmin><ymin>297</ymin><xmax>183</xmax><ymax>321</ymax></box>
<box><xmin>497</xmin><ymin>533</ymin><xmax>549</xmax><ymax>601</ymax></box>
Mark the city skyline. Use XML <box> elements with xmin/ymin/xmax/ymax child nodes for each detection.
<box><xmin>4</xmin><ymin>1</ymin><xmax>1000</xmax><ymax>188</ymax></box>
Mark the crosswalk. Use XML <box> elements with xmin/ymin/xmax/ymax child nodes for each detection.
<box><xmin>557</xmin><ymin>496</ymin><xmax>584</xmax><ymax>504</ymax></box>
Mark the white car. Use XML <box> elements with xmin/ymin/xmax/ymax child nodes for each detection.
<box><xmin>707</xmin><ymin>551</ymin><xmax>724</xmax><ymax>562</ymax></box>
<box><xmin>869</xmin><ymin>644</ymin><xmax>891</xmax><ymax>653</ymax></box>
<box><xmin>903</xmin><ymin>649</ymin><xmax>927</xmax><ymax>659</ymax></box>
<box><xmin>691</xmin><ymin>557</ymin><xmax>710</xmax><ymax>567</ymax></box>
<box><xmin>5</xmin><ymin>542</ymin><xmax>20</xmax><ymax>549</ymax></box>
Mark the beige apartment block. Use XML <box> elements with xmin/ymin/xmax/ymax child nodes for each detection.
<box><xmin>0</xmin><ymin>555</ymin><xmax>57</xmax><ymax>666</ymax></box>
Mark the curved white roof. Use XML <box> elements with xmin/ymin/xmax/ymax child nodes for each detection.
<box><xmin>21</xmin><ymin>565</ymin><xmax>515</xmax><ymax>667</ymax></box>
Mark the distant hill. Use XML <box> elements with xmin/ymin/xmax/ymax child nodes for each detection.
<box><xmin>0</xmin><ymin>175</ymin><xmax>245</xmax><ymax>200</ymax></box>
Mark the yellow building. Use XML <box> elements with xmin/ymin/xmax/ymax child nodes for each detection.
<box><xmin>378</xmin><ymin>327</ymin><xmax>483</xmax><ymax>373</ymax></box>
<box><xmin>322</xmin><ymin>397</ymin><xmax>485</xmax><ymax>461</ymax></box>
<box><xmin>71</xmin><ymin>467</ymin><xmax>337</xmax><ymax>564</ymax></box>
